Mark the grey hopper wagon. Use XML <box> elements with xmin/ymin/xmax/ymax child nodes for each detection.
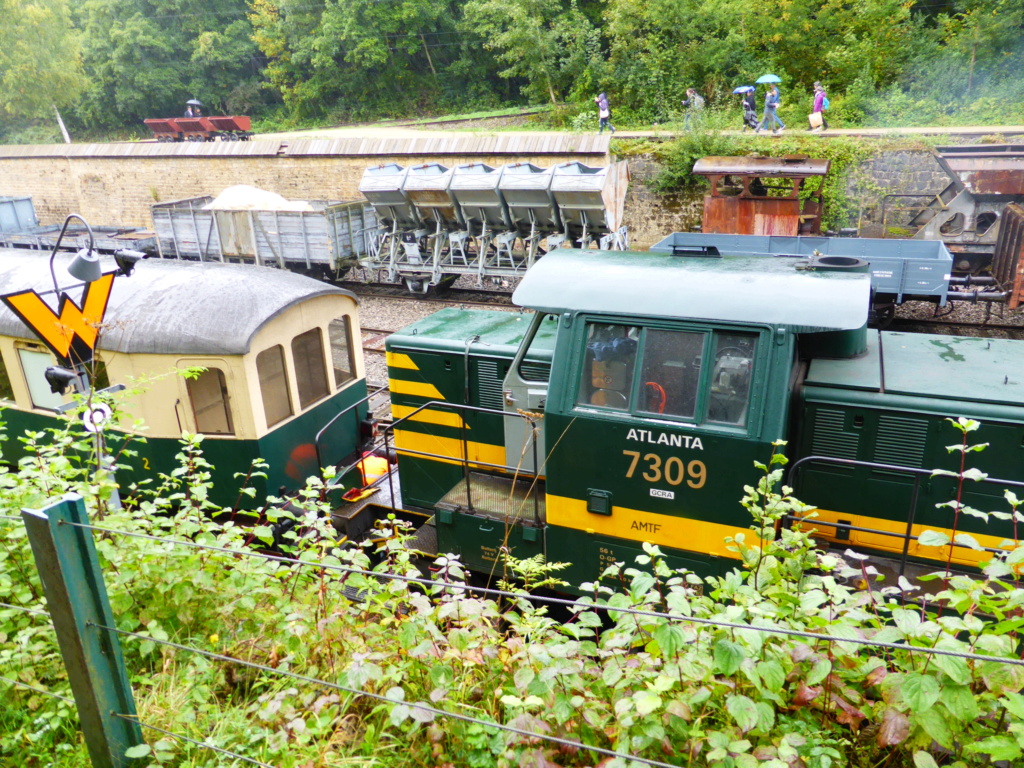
<box><xmin>151</xmin><ymin>195</ymin><xmax>375</xmax><ymax>280</ymax></box>
<box><xmin>1</xmin><ymin>196</ymin><xmax>156</xmax><ymax>254</ymax></box>
<box><xmin>550</xmin><ymin>160</ymin><xmax>630</xmax><ymax>250</ymax></box>
<box><xmin>357</xmin><ymin>160</ymin><xmax>631</xmax><ymax>293</ymax></box>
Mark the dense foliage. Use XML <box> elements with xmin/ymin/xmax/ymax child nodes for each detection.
<box><xmin>4</xmin><ymin>384</ymin><xmax>1024</xmax><ymax>767</ymax></box>
<box><xmin>0</xmin><ymin>0</ymin><xmax>1021</xmax><ymax>141</ymax></box>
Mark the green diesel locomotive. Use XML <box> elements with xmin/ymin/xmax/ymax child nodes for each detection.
<box><xmin>386</xmin><ymin>246</ymin><xmax>1024</xmax><ymax>589</ymax></box>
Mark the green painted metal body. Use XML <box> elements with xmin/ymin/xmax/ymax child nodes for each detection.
<box><xmin>0</xmin><ymin>381</ymin><xmax>369</xmax><ymax>508</ymax></box>
<box><xmin>386</xmin><ymin>308</ymin><xmax>555</xmax><ymax>510</ymax></box>
<box><xmin>21</xmin><ymin>494</ymin><xmax>144</xmax><ymax>768</ymax></box>
<box><xmin>793</xmin><ymin>331</ymin><xmax>1024</xmax><ymax>556</ymax></box>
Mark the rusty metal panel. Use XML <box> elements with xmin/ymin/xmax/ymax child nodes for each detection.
<box><xmin>754</xmin><ymin>213</ymin><xmax>800</xmax><ymax>236</ymax></box>
<box><xmin>693</xmin><ymin>156</ymin><xmax>830</xmax><ymax>177</ymax></box>
<box><xmin>935</xmin><ymin>145</ymin><xmax>1024</xmax><ymax>197</ymax></box>
<box><xmin>992</xmin><ymin>203</ymin><xmax>1024</xmax><ymax>310</ymax></box>
<box><xmin>703</xmin><ymin>196</ymin><xmax>801</xmax><ymax>235</ymax></box>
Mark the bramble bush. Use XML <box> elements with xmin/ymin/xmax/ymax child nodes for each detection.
<box><xmin>3</xmin><ymin>393</ymin><xmax>1024</xmax><ymax>766</ymax></box>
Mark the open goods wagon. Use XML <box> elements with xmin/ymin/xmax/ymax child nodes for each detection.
<box><xmin>151</xmin><ymin>196</ymin><xmax>377</xmax><ymax>279</ymax></box>
<box><xmin>0</xmin><ymin>196</ymin><xmax>156</xmax><ymax>253</ymax></box>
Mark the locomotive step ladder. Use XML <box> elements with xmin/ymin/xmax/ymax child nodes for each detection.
<box><xmin>433</xmin><ymin>471</ymin><xmax>547</xmax><ymax>575</ymax></box>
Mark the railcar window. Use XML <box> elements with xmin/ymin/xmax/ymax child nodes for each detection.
<box><xmin>329</xmin><ymin>316</ymin><xmax>356</xmax><ymax>388</ymax></box>
<box><xmin>292</xmin><ymin>328</ymin><xmax>330</xmax><ymax>408</ymax></box>
<box><xmin>186</xmin><ymin>368</ymin><xmax>234</xmax><ymax>435</ymax></box>
<box><xmin>18</xmin><ymin>348</ymin><xmax>64</xmax><ymax>410</ymax></box>
<box><xmin>638</xmin><ymin>330</ymin><xmax>705</xmax><ymax>419</ymax></box>
<box><xmin>518</xmin><ymin>314</ymin><xmax>555</xmax><ymax>383</ymax></box>
<box><xmin>576</xmin><ymin>323</ymin><xmax>639</xmax><ymax>411</ymax></box>
<box><xmin>706</xmin><ymin>332</ymin><xmax>757</xmax><ymax>427</ymax></box>
<box><xmin>0</xmin><ymin>352</ymin><xmax>13</xmax><ymax>402</ymax></box>
<box><xmin>257</xmin><ymin>345</ymin><xmax>293</xmax><ymax>427</ymax></box>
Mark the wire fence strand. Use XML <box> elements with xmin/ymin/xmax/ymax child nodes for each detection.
<box><xmin>96</xmin><ymin>622</ymin><xmax>686</xmax><ymax>768</ymax></box>
<box><xmin>0</xmin><ymin>601</ymin><xmax>52</xmax><ymax>619</ymax></box>
<box><xmin>0</xmin><ymin>513</ymin><xmax>22</xmax><ymax>521</ymax></box>
<box><xmin>0</xmin><ymin>676</ymin><xmax>74</xmax><ymax>705</ymax></box>
<box><xmin>64</xmin><ymin>519</ymin><xmax>1024</xmax><ymax>666</ymax></box>
<box><xmin>114</xmin><ymin>715</ymin><xmax>277</xmax><ymax>768</ymax></box>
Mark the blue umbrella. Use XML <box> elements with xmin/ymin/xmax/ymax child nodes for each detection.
<box><xmin>755</xmin><ymin>74</ymin><xmax>781</xmax><ymax>84</ymax></box>
<box><xmin>732</xmin><ymin>85</ymin><xmax>755</xmax><ymax>94</ymax></box>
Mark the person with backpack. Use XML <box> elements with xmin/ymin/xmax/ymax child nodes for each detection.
<box><xmin>742</xmin><ymin>90</ymin><xmax>758</xmax><ymax>130</ymax></box>
<box><xmin>681</xmin><ymin>88</ymin><xmax>705</xmax><ymax>130</ymax></box>
<box><xmin>595</xmin><ymin>92</ymin><xmax>615</xmax><ymax>134</ymax></box>
<box><xmin>809</xmin><ymin>82</ymin><xmax>830</xmax><ymax>131</ymax></box>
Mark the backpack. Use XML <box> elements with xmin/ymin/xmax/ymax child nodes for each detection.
<box><xmin>822</xmin><ymin>95</ymin><xmax>830</xmax><ymax>110</ymax></box>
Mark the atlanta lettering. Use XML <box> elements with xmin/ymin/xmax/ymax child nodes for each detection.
<box><xmin>625</xmin><ymin>428</ymin><xmax>703</xmax><ymax>450</ymax></box>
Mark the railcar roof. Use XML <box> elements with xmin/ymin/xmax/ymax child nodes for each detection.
<box><xmin>512</xmin><ymin>248</ymin><xmax>870</xmax><ymax>331</ymax></box>
<box><xmin>0</xmin><ymin>249</ymin><xmax>355</xmax><ymax>356</ymax></box>
<box><xmin>389</xmin><ymin>308</ymin><xmax>556</xmax><ymax>358</ymax></box>
<box><xmin>806</xmin><ymin>332</ymin><xmax>1024</xmax><ymax>407</ymax></box>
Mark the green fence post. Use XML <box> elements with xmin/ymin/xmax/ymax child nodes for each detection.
<box><xmin>22</xmin><ymin>492</ymin><xmax>144</xmax><ymax>768</ymax></box>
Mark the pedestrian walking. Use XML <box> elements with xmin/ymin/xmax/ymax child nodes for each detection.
<box><xmin>756</xmin><ymin>84</ymin><xmax>785</xmax><ymax>134</ymax></box>
<box><xmin>681</xmin><ymin>88</ymin><xmax>705</xmax><ymax>130</ymax></box>
<box><xmin>742</xmin><ymin>91</ymin><xmax>758</xmax><ymax>130</ymax></box>
<box><xmin>595</xmin><ymin>92</ymin><xmax>615</xmax><ymax>134</ymax></box>
<box><xmin>809</xmin><ymin>82</ymin><xmax>830</xmax><ymax>131</ymax></box>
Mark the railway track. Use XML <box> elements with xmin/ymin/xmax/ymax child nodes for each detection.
<box><xmin>340</xmin><ymin>280</ymin><xmax>514</xmax><ymax>307</ymax></box>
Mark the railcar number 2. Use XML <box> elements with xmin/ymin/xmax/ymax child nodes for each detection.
<box><xmin>623</xmin><ymin>450</ymin><xmax>707</xmax><ymax>489</ymax></box>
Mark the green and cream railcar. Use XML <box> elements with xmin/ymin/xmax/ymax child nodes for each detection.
<box><xmin>0</xmin><ymin>249</ymin><xmax>369</xmax><ymax>506</ymax></box>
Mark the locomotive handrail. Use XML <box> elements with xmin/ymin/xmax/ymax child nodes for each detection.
<box><xmin>382</xmin><ymin>400</ymin><xmax>542</xmax><ymax>524</ymax></box>
<box><xmin>313</xmin><ymin>385</ymin><xmax>387</xmax><ymax>473</ymax></box>
<box><xmin>786</xmin><ymin>454</ymin><xmax>1024</xmax><ymax>578</ymax></box>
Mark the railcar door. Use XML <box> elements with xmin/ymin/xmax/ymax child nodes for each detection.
<box><xmin>542</xmin><ymin>316</ymin><xmax>786</xmax><ymax>587</ymax></box>
<box><xmin>502</xmin><ymin>313</ymin><xmax>557</xmax><ymax>475</ymax></box>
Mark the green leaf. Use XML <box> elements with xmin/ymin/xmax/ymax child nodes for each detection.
<box><xmin>953</xmin><ymin>533</ymin><xmax>983</xmax><ymax>551</ymax></box>
<box><xmin>756</xmin><ymin>659</ymin><xmax>786</xmax><ymax>693</ymax></box>
<box><xmin>726</xmin><ymin>695</ymin><xmax>759</xmax><ymax>733</ymax></box>
<box><xmin>912</xmin><ymin>752</ymin><xmax>940</xmax><ymax>768</ymax></box>
<box><xmin>806</xmin><ymin>658</ymin><xmax>832</xmax><ymax>686</ymax></box>
<box><xmin>713</xmin><ymin>638</ymin><xmax>745</xmax><ymax>676</ymax></box>
<box><xmin>902</xmin><ymin>674</ymin><xmax>940</xmax><ymax>712</ymax></box>
<box><xmin>965</xmin><ymin>735</ymin><xmax>1022</xmax><ymax>762</ymax></box>
<box><xmin>652</xmin><ymin>623</ymin><xmax>687</xmax><ymax>658</ymax></box>
<box><xmin>917</xmin><ymin>530</ymin><xmax>950</xmax><ymax>548</ymax></box>
<box><xmin>932</xmin><ymin>653</ymin><xmax>970</xmax><ymax>685</ymax></box>
<box><xmin>940</xmin><ymin>685</ymin><xmax>980</xmax><ymax>722</ymax></box>
<box><xmin>914</xmin><ymin>708</ymin><xmax>953</xmax><ymax>750</ymax></box>
<box><xmin>125</xmin><ymin>744</ymin><xmax>152</xmax><ymax>758</ymax></box>
<box><xmin>633</xmin><ymin>690</ymin><xmax>661</xmax><ymax>717</ymax></box>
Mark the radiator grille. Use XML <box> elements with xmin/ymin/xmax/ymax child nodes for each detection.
<box><xmin>520</xmin><ymin>362</ymin><xmax>551</xmax><ymax>383</ymax></box>
<box><xmin>875</xmin><ymin>415</ymin><xmax>929</xmax><ymax>468</ymax></box>
<box><xmin>475</xmin><ymin>359</ymin><xmax>505</xmax><ymax>409</ymax></box>
<box><xmin>811</xmin><ymin>409</ymin><xmax>859</xmax><ymax>460</ymax></box>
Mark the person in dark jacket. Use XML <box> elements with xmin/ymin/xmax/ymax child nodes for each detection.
<box><xmin>595</xmin><ymin>92</ymin><xmax>615</xmax><ymax>134</ymax></box>
<box><xmin>742</xmin><ymin>91</ymin><xmax>758</xmax><ymax>130</ymax></box>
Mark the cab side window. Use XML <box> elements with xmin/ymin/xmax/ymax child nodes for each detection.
<box><xmin>576</xmin><ymin>323</ymin><xmax>639</xmax><ymax>411</ymax></box>
<box><xmin>575</xmin><ymin>322</ymin><xmax>758</xmax><ymax>428</ymax></box>
<box><xmin>638</xmin><ymin>330</ymin><xmax>705</xmax><ymax>419</ymax></box>
<box><xmin>707</xmin><ymin>332</ymin><xmax>757</xmax><ymax>427</ymax></box>
<box><xmin>0</xmin><ymin>351</ymin><xmax>14</xmax><ymax>402</ymax></box>
<box><xmin>18</xmin><ymin>347</ymin><xmax>65</xmax><ymax>410</ymax></box>
<box><xmin>329</xmin><ymin>316</ymin><xmax>356</xmax><ymax>388</ymax></box>
<box><xmin>187</xmin><ymin>368</ymin><xmax>234</xmax><ymax>434</ymax></box>
<box><xmin>292</xmin><ymin>328</ymin><xmax>329</xmax><ymax>408</ymax></box>
<box><xmin>257</xmin><ymin>345</ymin><xmax>293</xmax><ymax>427</ymax></box>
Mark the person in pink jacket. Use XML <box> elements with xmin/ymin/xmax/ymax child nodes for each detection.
<box><xmin>810</xmin><ymin>82</ymin><xmax>829</xmax><ymax>131</ymax></box>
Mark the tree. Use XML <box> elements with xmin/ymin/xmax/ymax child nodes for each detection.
<box><xmin>0</xmin><ymin>0</ymin><xmax>85</xmax><ymax>118</ymax></box>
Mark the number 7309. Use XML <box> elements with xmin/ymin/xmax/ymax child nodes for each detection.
<box><xmin>623</xmin><ymin>450</ymin><xmax>706</xmax><ymax>489</ymax></box>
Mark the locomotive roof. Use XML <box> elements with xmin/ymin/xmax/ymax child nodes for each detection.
<box><xmin>389</xmin><ymin>307</ymin><xmax>556</xmax><ymax>358</ymax></box>
<box><xmin>512</xmin><ymin>248</ymin><xmax>870</xmax><ymax>331</ymax></box>
<box><xmin>0</xmin><ymin>249</ymin><xmax>356</xmax><ymax>356</ymax></box>
<box><xmin>806</xmin><ymin>331</ymin><xmax>1024</xmax><ymax>407</ymax></box>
